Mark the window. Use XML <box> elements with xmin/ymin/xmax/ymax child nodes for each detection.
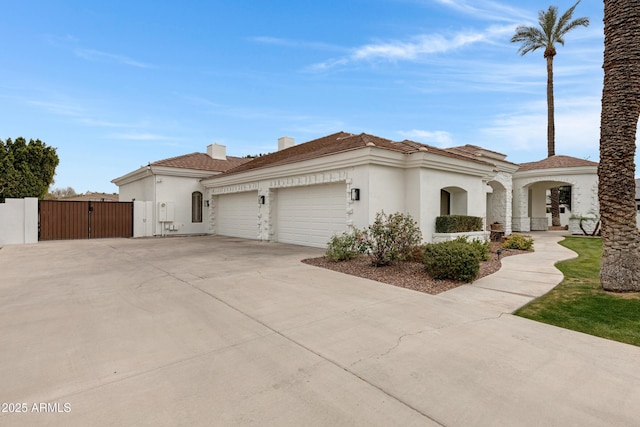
<box><xmin>192</xmin><ymin>191</ymin><xmax>203</xmax><ymax>223</ymax></box>
<box><xmin>560</xmin><ymin>207</ymin><xmax>566</xmax><ymax>214</ymax></box>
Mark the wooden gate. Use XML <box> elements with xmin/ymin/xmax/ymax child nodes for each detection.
<box><xmin>39</xmin><ymin>200</ymin><xmax>133</xmax><ymax>241</ymax></box>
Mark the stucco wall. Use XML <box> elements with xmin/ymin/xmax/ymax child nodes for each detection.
<box><xmin>119</xmin><ymin>174</ymin><xmax>208</xmax><ymax>236</ymax></box>
<box><xmin>366</xmin><ymin>164</ymin><xmax>406</xmax><ymax>223</ymax></box>
<box><xmin>118</xmin><ymin>175</ymin><xmax>154</xmax><ymax>202</ymax></box>
<box><xmin>154</xmin><ymin>175</ymin><xmax>208</xmax><ymax>235</ymax></box>
<box><xmin>420</xmin><ymin>169</ymin><xmax>487</xmax><ymax>241</ymax></box>
<box><xmin>0</xmin><ymin>198</ymin><xmax>38</xmax><ymax>246</ymax></box>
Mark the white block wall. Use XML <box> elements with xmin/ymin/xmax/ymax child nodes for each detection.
<box><xmin>0</xmin><ymin>198</ymin><xmax>38</xmax><ymax>246</ymax></box>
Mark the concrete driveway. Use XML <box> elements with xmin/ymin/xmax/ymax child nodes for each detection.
<box><xmin>1</xmin><ymin>236</ymin><xmax>639</xmax><ymax>426</ymax></box>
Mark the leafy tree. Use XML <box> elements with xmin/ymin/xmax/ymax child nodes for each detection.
<box><xmin>0</xmin><ymin>137</ymin><xmax>59</xmax><ymax>202</ymax></box>
<box><xmin>598</xmin><ymin>0</ymin><xmax>640</xmax><ymax>291</ymax></box>
<box><xmin>511</xmin><ymin>1</ymin><xmax>589</xmax><ymax>227</ymax></box>
<box><xmin>46</xmin><ymin>186</ymin><xmax>77</xmax><ymax>199</ymax></box>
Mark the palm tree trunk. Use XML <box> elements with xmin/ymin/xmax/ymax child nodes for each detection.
<box><xmin>549</xmin><ymin>187</ymin><xmax>561</xmax><ymax>227</ymax></box>
<box><xmin>546</xmin><ymin>52</ymin><xmax>561</xmax><ymax>227</ymax></box>
<box><xmin>599</xmin><ymin>0</ymin><xmax>640</xmax><ymax>291</ymax></box>
<box><xmin>546</xmin><ymin>54</ymin><xmax>556</xmax><ymax>157</ymax></box>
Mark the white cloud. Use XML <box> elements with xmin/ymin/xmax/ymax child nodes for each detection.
<box><xmin>74</xmin><ymin>48</ymin><xmax>152</xmax><ymax>68</ymax></box>
<box><xmin>249</xmin><ymin>36</ymin><xmax>344</xmax><ymax>52</ymax></box>
<box><xmin>46</xmin><ymin>35</ymin><xmax>152</xmax><ymax>68</ymax></box>
<box><xmin>398</xmin><ymin>129</ymin><xmax>454</xmax><ymax>147</ymax></box>
<box><xmin>309</xmin><ymin>24</ymin><xmax>513</xmax><ymax>71</ymax></box>
<box><xmin>27</xmin><ymin>100</ymin><xmax>84</xmax><ymax>117</ymax></box>
<box><xmin>433</xmin><ymin>0</ymin><xmax>530</xmax><ymax>22</ymax></box>
<box><xmin>479</xmin><ymin>96</ymin><xmax>601</xmax><ymax>157</ymax></box>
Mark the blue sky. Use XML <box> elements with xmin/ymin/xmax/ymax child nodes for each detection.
<box><xmin>2</xmin><ymin>0</ymin><xmax>622</xmax><ymax>193</ymax></box>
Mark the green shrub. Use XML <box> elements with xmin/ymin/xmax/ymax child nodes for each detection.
<box><xmin>325</xmin><ymin>228</ymin><xmax>368</xmax><ymax>262</ymax></box>
<box><xmin>502</xmin><ymin>233</ymin><xmax>534</xmax><ymax>251</ymax></box>
<box><xmin>365</xmin><ymin>211</ymin><xmax>422</xmax><ymax>267</ymax></box>
<box><xmin>405</xmin><ymin>245</ymin><xmax>424</xmax><ymax>263</ymax></box>
<box><xmin>454</xmin><ymin>236</ymin><xmax>490</xmax><ymax>261</ymax></box>
<box><xmin>423</xmin><ymin>240</ymin><xmax>481</xmax><ymax>283</ymax></box>
<box><xmin>435</xmin><ymin>215</ymin><xmax>483</xmax><ymax>233</ymax></box>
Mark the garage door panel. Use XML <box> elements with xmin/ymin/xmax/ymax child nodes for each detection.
<box><xmin>217</xmin><ymin>191</ymin><xmax>258</xmax><ymax>240</ymax></box>
<box><xmin>277</xmin><ymin>184</ymin><xmax>347</xmax><ymax>248</ymax></box>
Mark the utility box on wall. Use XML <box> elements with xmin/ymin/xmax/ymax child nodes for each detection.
<box><xmin>157</xmin><ymin>201</ymin><xmax>175</xmax><ymax>222</ymax></box>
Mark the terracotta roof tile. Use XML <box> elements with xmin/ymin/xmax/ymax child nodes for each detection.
<box><xmin>152</xmin><ymin>152</ymin><xmax>250</xmax><ymax>172</ymax></box>
<box><xmin>517</xmin><ymin>155</ymin><xmax>598</xmax><ymax>172</ymax></box>
<box><xmin>395</xmin><ymin>140</ymin><xmax>495</xmax><ymax>165</ymax></box>
<box><xmin>211</xmin><ymin>132</ymin><xmax>493</xmax><ymax>179</ymax></box>
<box><xmin>446</xmin><ymin>145</ymin><xmax>518</xmax><ymax>166</ymax></box>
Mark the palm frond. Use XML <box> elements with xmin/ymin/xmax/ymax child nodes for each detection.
<box><xmin>511</xmin><ymin>1</ymin><xmax>589</xmax><ymax>54</ymax></box>
<box><xmin>539</xmin><ymin>5</ymin><xmax>559</xmax><ymax>42</ymax></box>
<box><xmin>511</xmin><ymin>26</ymin><xmax>546</xmax><ymax>55</ymax></box>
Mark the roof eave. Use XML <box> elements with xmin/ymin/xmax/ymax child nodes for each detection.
<box><xmin>514</xmin><ymin>165</ymin><xmax>598</xmax><ymax>179</ymax></box>
<box><xmin>111</xmin><ymin>166</ymin><xmax>151</xmax><ymax>186</ymax></box>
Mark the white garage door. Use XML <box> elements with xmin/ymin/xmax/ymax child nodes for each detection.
<box><xmin>216</xmin><ymin>191</ymin><xmax>258</xmax><ymax>239</ymax></box>
<box><xmin>277</xmin><ymin>184</ymin><xmax>347</xmax><ymax>248</ymax></box>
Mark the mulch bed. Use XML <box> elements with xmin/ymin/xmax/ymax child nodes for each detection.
<box><xmin>302</xmin><ymin>242</ymin><xmax>530</xmax><ymax>295</ymax></box>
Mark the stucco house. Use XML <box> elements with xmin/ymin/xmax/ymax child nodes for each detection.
<box><xmin>112</xmin><ymin>132</ymin><xmax>599</xmax><ymax>248</ymax></box>
<box><xmin>111</xmin><ymin>144</ymin><xmax>250</xmax><ymax>236</ymax></box>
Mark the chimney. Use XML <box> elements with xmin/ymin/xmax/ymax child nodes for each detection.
<box><xmin>278</xmin><ymin>136</ymin><xmax>295</xmax><ymax>151</ymax></box>
<box><xmin>207</xmin><ymin>143</ymin><xmax>227</xmax><ymax>160</ymax></box>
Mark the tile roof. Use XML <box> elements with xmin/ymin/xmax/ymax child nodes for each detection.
<box><xmin>395</xmin><ymin>140</ymin><xmax>496</xmax><ymax>164</ymax></box>
<box><xmin>517</xmin><ymin>155</ymin><xmax>598</xmax><ymax>172</ymax></box>
<box><xmin>212</xmin><ymin>132</ymin><xmax>494</xmax><ymax>178</ymax></box>
<box><xmin>151</xmin><ymin>152</ymin><xmax>250</xmax><ymax>172</ymax></box>
<box><xmin>446</xmin><ymin>144</ymin><xmax>518</xmax><ymax>165</ymax></box>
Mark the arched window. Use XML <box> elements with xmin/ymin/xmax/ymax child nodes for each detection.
<box><xmin>192</xmin><ymin>191</ymin><xmax>203</xmax><ymax>223</ymax></box>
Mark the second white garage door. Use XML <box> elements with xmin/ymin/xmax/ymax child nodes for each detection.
<box><xmin>216</xmin><ymin>191</ymin><xmax>258</xmax><ymax>240</ymax></box>
<box><xmin>277</xmin><ymin>183</ymin><xmax>347</xmax><ymax>248</ymax></box>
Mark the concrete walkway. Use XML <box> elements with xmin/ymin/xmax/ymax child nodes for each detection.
<box><xmin>1</xmin><ymin>234</ymin><xmax>639</xmax><ymax>426</ymax></box>
<box><xmin>438</xmin><ymin>231</ymin><xmax>577</xmax><ymax>313</ymax></box>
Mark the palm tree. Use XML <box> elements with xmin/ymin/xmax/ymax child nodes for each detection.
<box><xmin>511</xmin><ymin>1</ymin><xmax>589</xmax><ymax>227</ymax></box>
<box><xmin>598</xmin><ymin>0</ymin><xmax>640</xmax><ymax>291</ymax></box>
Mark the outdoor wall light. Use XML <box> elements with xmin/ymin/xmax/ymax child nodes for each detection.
<box><xmin>258</xmin><ymin>195</ymin><xmax>265</xmax><ymax>205</ymax></box>
<box><xmin>350</xmin><ymin>188</ymin><xmax>360</xmax><ymax>201</ymax></box>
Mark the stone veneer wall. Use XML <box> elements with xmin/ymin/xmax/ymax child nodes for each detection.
<box><xmin>487</xmin><ymin>172</ymin><xmax>513</xmax><ymax>235</ymax></box>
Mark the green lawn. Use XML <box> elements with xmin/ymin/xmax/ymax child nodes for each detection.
<box><xmin>515</xmin><ymin>236</ymin><xmax>640</xmax><ymax>347</ymax></box>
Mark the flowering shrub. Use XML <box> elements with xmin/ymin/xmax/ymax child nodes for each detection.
<box><xmin>325</xmin><ymin>211</ymin><xmax>422</xmax><ymax>266</ymax></box>
<box><xmin>325</xmin><ymin>228</ymin><xmax>368</xmax><ymax>262</ymax></box>
<box><xmin>365</xmin><ymin>211</ymin><xmax>422</xmax><ymax>267</ymax></box>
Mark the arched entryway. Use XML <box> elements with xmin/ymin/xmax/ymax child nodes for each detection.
<box><xmin>511</xmin><ymin>156</ymin><xmax>599</xmax><ymax>232</ymax></box>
